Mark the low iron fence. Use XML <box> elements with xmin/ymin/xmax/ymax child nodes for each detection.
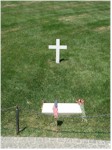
<box><xmin>1</xmin><ymin>105</ymin><xmax>110</xmax><ymax>140</ymax></box>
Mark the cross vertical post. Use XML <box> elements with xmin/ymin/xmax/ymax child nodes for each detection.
<box><xmin>56</xmin><ymin>39</ymin><xmax>60</xmax><ymax>64</ymax></box>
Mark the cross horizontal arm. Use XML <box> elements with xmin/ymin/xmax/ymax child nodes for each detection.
<box><xmin>48</xmin><ymin>45</ymin><xmax>56</xmax><ymax>49</ymax></box>
<box><xmin>60</xmin><ymin>45</ymin><xmax>67</xmax><ymax>49</ymax></box>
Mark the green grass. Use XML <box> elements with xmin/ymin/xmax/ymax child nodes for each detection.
<box><xmin>1</xmin><ymin>1</ymin><xmax>110</xmax><ymax>140</ymax></box>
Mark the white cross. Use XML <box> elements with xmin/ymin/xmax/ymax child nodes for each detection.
<box><xmin>48</xmin><ymin>39</ymin><xmax>67</xmax><ymax>64</ymax></box>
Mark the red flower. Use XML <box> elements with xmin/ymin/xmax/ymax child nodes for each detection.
<box><xmin>76</xmin><ymin>99</ymin><xmax>85</xmax><ymax>105</ymax></box>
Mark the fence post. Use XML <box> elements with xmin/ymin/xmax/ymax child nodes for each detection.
<box><xmin>16</xmin><ymin>105</ymin><xmax>19</xmax><ymax>134</ymax></box>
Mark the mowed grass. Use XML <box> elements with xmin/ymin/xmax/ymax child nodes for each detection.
<box><xmin>1</xmin><ymin>1</ymin><xmax>110</xmax><ymax>139</ymax></box>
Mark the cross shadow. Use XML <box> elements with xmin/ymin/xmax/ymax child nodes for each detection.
<box><xmin>50</xmin><ymin>58</ymin><xmax>68</xmax><ymax>63</ymax></box>
<box><xmin>57</xmin><ymin>120</ymin><xmax>64</xmax><ymax>126</ymax></box>
<box><xmin>60</xmin><ymin>58</ymin><xmax>68</xmax><ymax>62</ymax></box>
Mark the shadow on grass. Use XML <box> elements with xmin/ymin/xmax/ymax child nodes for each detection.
<box><xmin>57</xmin><ymin>120</ymin><xmax>64</xmax><ymax>126</ymax></box>
<box><xmin>60</xmin><ymin>58</ymin><xmax>68</xmax><ymax>62</ymax></box>
<box><xmin>19</xmin><ymin>127</ymin><xmax>27</xmax><ymax>133</ymax></box>
<box><xmin>50</xmin><ymin>58</ymin><xmax>68</xmax><ymax>62</ymax></box>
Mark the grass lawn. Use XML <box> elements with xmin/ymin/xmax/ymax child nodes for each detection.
<box><xmin>1</xmin><ymin>1</ymin><xmax>110</xmax><ymax>140</ymax></box>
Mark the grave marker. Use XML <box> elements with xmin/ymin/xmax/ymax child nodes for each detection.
<box><xmin>48</xmin><ymin>39</ymin><xmax>67</xmax><ymax>63</ymax></box>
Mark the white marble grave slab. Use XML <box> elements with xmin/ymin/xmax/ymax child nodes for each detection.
<box><xmin>42</xmin><ymin>103</ymin><xmax>82</xmax><ymax>114</ymax></box>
